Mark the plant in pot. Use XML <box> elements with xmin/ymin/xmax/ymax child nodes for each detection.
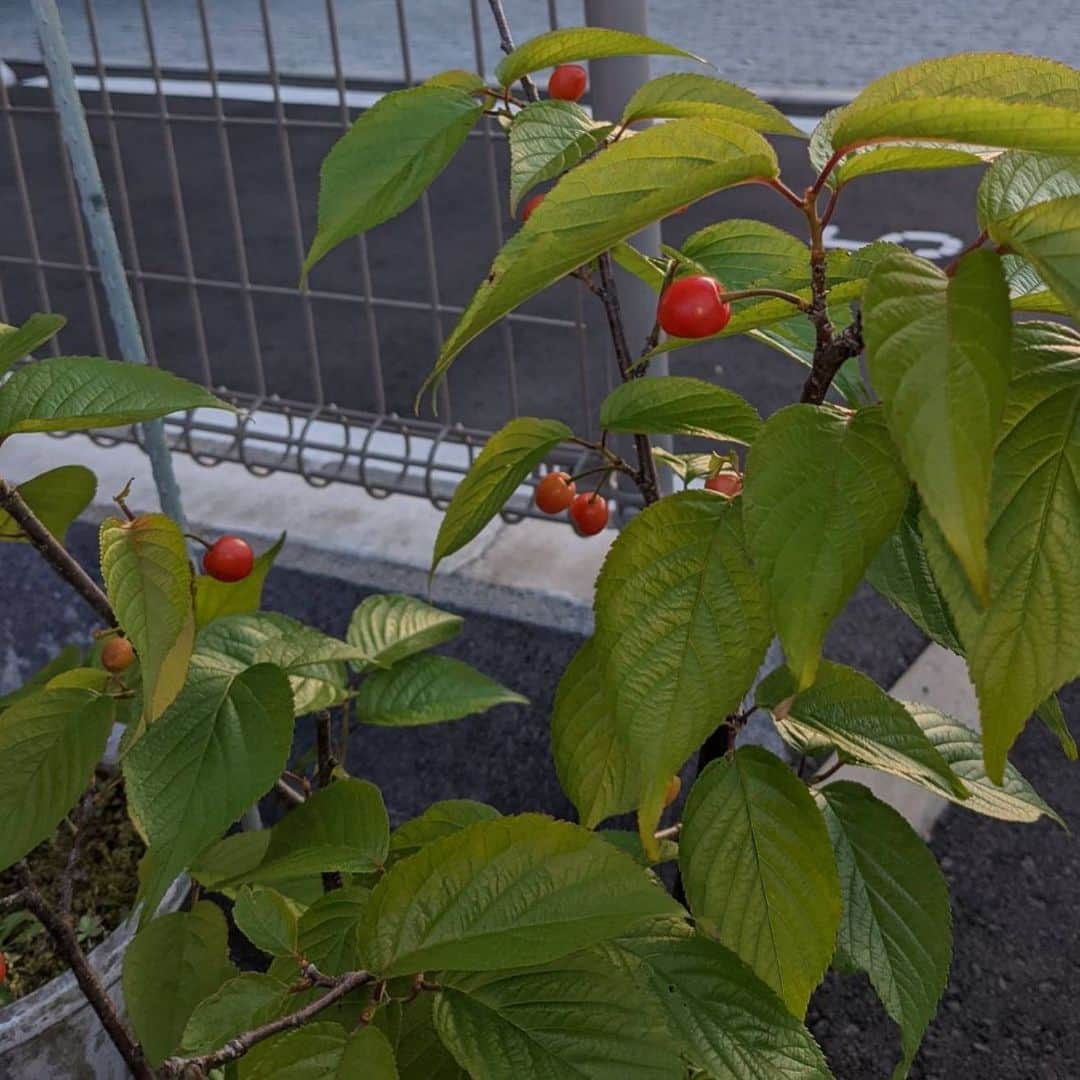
<box><xmin>2</xmin><ymin>4</ymin><xmax>1080</xmax><ymax>1077</ymax></box>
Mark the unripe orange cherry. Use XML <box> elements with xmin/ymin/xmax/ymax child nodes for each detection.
<box><xmin>662</xmin><ymin>775</ymin><xmax>682</xmax><ymax>808</ymax></box>
<box><xmin>658</xmin><ymin>275</ymin><xmax>732</xmax><ymax>339</ymax></box>
<box><xmin>203</xmin><ymin>535</ymin><xmax>255</xmax><ymax>583</ymax></box>
<box><xmin>521</xmin><ymin>193</ymin><xmax>545</xmax><ymax>221</ymax></box>
<box><xmin>535</xmin><ymin>472</ymin><xmax>576</xmax><ymax>514</ymax></box>
<box><xmin>705</xmin><ymin>470</ymin><xmax>743</xmax><ymax>498</ymax></box>
<box><xmin>101</xmin><ymin>636</ymin><xmax>135</xmax><ymax>674</ymax></box>
<box><xmin>548</xmin><ymin>64</ymin><xmax>588</xmax><ymax>102</ymax></box>
<box><xmin>569</xmin><ymin>492</ymin><xmax>609</xmax><ymax>536</ymax></box>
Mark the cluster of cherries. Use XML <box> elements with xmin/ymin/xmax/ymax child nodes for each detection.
<box><xmin>100</xmin><ymin>535</ymin><xmax>256</xmax><ymax>675</ymax></box>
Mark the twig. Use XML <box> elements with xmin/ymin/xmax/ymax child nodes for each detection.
<box><xmin>0</xmin><ymin>477</ymin><xmax>116</xmax><ymax>627</ymax></box>
<box><xmin>13</xmin><ymin>865</ymin><xmax>154</xmax><ymax>1079</ymax></box>
<box><xmin>944</xmin><ymin>229</ymin><xmax>988</xmax><ymax>276</ymax></box>
<box><xmin>485</xmin><ymin>0</ymin><xmax>540</xmax><ymax>103</ymax></box>
<box><xmin>654</xmin><ymin>823</ymin><xmax>682</xmax><ymax>841</ymax></box>
<box><xmin>808</xmin><ymin>758</ymin><xmax>845</xmax><ymax>786</ymax></box>
<box><xmin>276</xmin><ymin>777</ymin><xmax>305</xmax><ymax>806</ymax></box>
<box><xmin>314</xmin><ymin>711</ymin><xmax>342</xmax><ymax>892</ymax></box>
<box><xmin>160</xmin><ymin>967</ymin><xmax>374</xmax><ymax>1076</ymax></box>
<box><xmin>60</xmin><ymin>784</ymin><xmax>97</xmax><ymax>917</ymax></box>
<box><xmin>642</xmin><ymin>260</ymin><xmax>679</xmax><ymax>355</ymax></box>
<box><xmin>765</xmin><ymin>177</ymin><xmax>806</xmax><ymax>210</ymax></box>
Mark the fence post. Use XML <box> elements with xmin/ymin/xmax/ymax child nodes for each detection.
<box><xmin>30</xmin><ymin>0</ymin><xmax>187</xmax><ymax>528</ymax></box>
<box><xmin>583</xmin><ymin>0</ymin><xmax>672</xmax><ymax>507</ymax></box>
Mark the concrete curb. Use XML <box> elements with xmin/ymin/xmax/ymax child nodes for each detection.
<box><xmin>2</xmin><ymin>434</ymin><xmax>978</xmax><ymax>837</ymax></box>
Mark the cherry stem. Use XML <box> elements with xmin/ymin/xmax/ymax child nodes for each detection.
<box><xmin>765</xmin><ymin>177</ymin><xmax>806</xmax><ymax>210</ymax></box>
<box><xmin>944</xmin><ymin>229</ymin><xmax>989</xmax><ymax>276</ymax></box>
<box><xmin>721</xmin><ymin>287</ymin><xmax>809</xmax><ymax>310</ymax></box>
<box><xmin>112</xmin><ymin>478</ymin><xmax>136</xmax><ymax>522</ymax></box>
<box><xmin>567</xmin><ymin>464</ymin><xmax>613</xmax><ymax>486</ymax></box>
<box><xmin>184</xmin><ymin>532</ymin><xmax>213</xmax><ymax>551</ymax></box>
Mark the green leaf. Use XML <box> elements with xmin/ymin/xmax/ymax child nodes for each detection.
<box><xmin>100</xmin><ymin>513</ymin><xmax>193</xmax><ymax>725</ymax></box>
<box><xmin>358</xmin><ymin>814</ymin><xmax>681</xmax><ymax>977</ymax></box>
<box><xmin>1003</xmin><ymin>254</ymin><xmax>1070</xmax><ymax>314</ymax></box>
<box><xmin>190</xmin><ymin>829</ymin><xmax>270</xmax><ymax>891</ymax></box>
<box><xmin>297</xmin><ymin>886</ymin><xmax>370</xmax><ymax>976</ymax></box>
<box><xmin>194</xmin><ymin>532</ymin><xmax>285</xmax><ymax>629</ymax></box>
<box><xmin>432</xmin><ymin>417</ymin><xmax>571</xmax><ymax>571</ymax></box>
<box><xmin>903</xmin><ymin>702</ymin><xmax>1063</xmax><ymax>826</ymax></box>
<box><xmin>347</xmin><ymin>593</ymin><xmax>462</xmax><ymax>671</ymax></box>
<box><xmin>243</xmin><ymin>779</ymin><xmax>390</xmax><ymax>884</ymax></box>
<box><xmin>508</xmin><ymin>100</ymin><xmax>612</xmax><ymax>214</ymax></box>
<box><xmin>921</xmin><ymin>321</ymin><xmax>1080</xmax><ymax>781</ymax></box>
<box><xmin>0</xmin><ymin>644</ymin><xmax>83</xmax><ymax>711</ymax></box>
<box><xmin>302</xmin><ymin>85</ymin><xmax>482</xmax><ymax>277</ymax></box>
<box><xmin>830</xmin><ymin>54</ymin><xmax>1080</xmax><ymax>159</ymax></box>
<box><xmin>599</xmin><ymin>376</ymin><xmax>762</xmax><ymax>444</ymax></box>
<box><xmin>863</xmin><ymin>249</ymin><xmax>1012</xmax><ymax>602</ymax></box>
<box><xmin>433</xmin><ymin>954</ymin><xmax>683</xmax><ymax>1080</ymax></box>
<box><xmin>0</xmin><ymin>312</ymin><xmax>66</xmax><ymax>377</ymax></box>
<box><xmin>1037</xmin><ymin>693</ymin><xmax>1078</xmax><ymax>761</ymax></box>
<box><xmin>0</xmin><ymin>688</ymin><xmax>112</xmax><ymax>871</ymax></box>
<box><xmin>390</xmin><ymin>800</ymin><xmax>502</xmax><ymax>859</ymax></box>
<box><xmin>820</xmin><ymin>782</ymin><xmax>951</xmax><ymax>1080</ymax></box>
<box><xmin>551</xmin><ymin>638</ymin><xmax>643</xmax><ymax>829</ymax></box>
<box><xmin>198</xmin><ymin>612</ymin><xmax>362</xmax><ymax>714</ymax></box>
<box><xmin>495</xmin><ymin>27</ymin><xmax>703</xmax><ymax>87</ymax></box>
<box><xmin>426</xmin><ymin>69</ymin><xmax>486</xmax><ymax>93</ymax></box>
<box><xmin>180</xmin><ymin>973</ymin><xmax>289</xmax><ymax>1055</ymax></box>
<box><xmin>756</xmin><ymin>662</ymin><xmax>967</xmax><ymax>799</ymax></box>
<box><xmin>124</xmin><ymin>658</ymin><xmax>294</xmax><ymax>916</ymax></box>
<box><xmin>354</xmin><ymin>653</ymin><xmax>526</xmax><ymax>727</ymax></box>
<box><xmin>614</xmin><ymin>932</ymin><xmax>832</xmax><ymax>1078</ymax></box>
<box><xmin>383</xmin><ymin>993</ymin><xmax>467</xmax><ymax>1080</ymax></box>
<box><xmin>598</xmin><ymin>830</ymin><xmax>679</xmax><ymax>867</ymax></box>
<box><xmin>678</xmin><ymin>219</ymin><xmax>808</xmax><ymax>290</ymax></box>
<box><xmin>680</xmin><ymin>747</ymin><xmax>840</xmax><ymax>1016</ymax></box>
<box><xmin>866</xmin><ymin>492</ymin><xmax>963</xmax><ymax>653</ymax></box>
<box><xmin>620</xmin><ymin>72</ymin><xmax>803</xmax><ymax>137</ymax></box>
<box><xmin>423</xmin><ymin>119</ymin><xmax>778</xmax><ymax>397</ymax></box>
<box><xmin>976</xmin><ymin>150</ymin><xmax>1080</xmax><ymax>226</ymax></box>
<box><xmin>123</xmin><ymin>901</ymin><xmax>236</xmax><ymax>1066</ymax></box>
<box><xmin>650</xmin><ymin>447</ymin><xmax>726</xmax><ymax>486</ymax></box>
<box><xmin>238</xmin><ymin>1022</ymin><xmax>397</xmax><ymax>1079</ymax></box>
<box><xmin>594</xmin><ymin>491</ymin><xmax>771</xmax><ymax>848</ymax></box>
<box><xmin>744</xmin><ymin>404</ymin><xmax>909</xmax><ymax>688</ymax></box>
<box><xmin>233</xmin><ymin>885</ymin><xmax>299</xmax><ymax>958</ymax></box>
<box><xmin>0</xmin><ymin>355</ymin><xmax>229</xmax><ymax>436</ymax></box>
<box><xmin>0</xmin><ymin>465</ymin><xmax>96</xmax><ymax>544</ymax></box>
<box><xmin>611</xmin><ymin>241</ymin><xmax>668</xmax><ymax>291</ymax></box>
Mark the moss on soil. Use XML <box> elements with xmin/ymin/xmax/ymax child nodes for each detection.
<box><xmin>0</xmin><ymin>776</ymin><xmax>144</xmax><ymax>1002</ymax></box>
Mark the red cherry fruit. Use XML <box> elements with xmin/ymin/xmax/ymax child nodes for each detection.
<box><xmin>569</xmin><ymin>493</ymin><xmax>609</xmax><ymax>536</ymax></box>
<box><xmin>705</xmin><ymin>470</ymin><xmax>743</xmax><ymax>498</ymax></box>
<box><xmin>0</xmin><ymin>953</ymin><xmax>6</xmax><ymax>983</ymax></box>
<box><xmin>657</xmin><ymin>275</ymin><xmax>732</xmax><ymax>339</ymax></box>
<box><xmin>101</xmin><ymin>637</ymin><xmax>135</xmax><ymax>674</ymax></box>
<box><xmin>521</xmin><ymin>193</ymin><xmax>545</xmax><ymax>222</ymax></box>
<box><xmin>535</xmin><ymin>472</ymin><xmax>576</xmax><ymax>514</ymax></box>
<box><xmin>203</xmin><ymin>535</ymin><xmax>255</xmax><ymax>583</ymax></box>
<box><xmin>548</xmin><ymin>64</ymin><xmax>587</xmax><ymax>102</ymax></box>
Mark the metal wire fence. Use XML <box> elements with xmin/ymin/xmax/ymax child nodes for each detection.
<box><xmin>0</xmin><ymin>0</ymin><xmax>620</xmax><ymax>516</ymax></box>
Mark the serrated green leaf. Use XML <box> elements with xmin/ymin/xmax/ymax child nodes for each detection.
<box><xmin>613</xmin><ymin>932</ymin><xmax>833</xmax><ymax>1079</ymax></box>
<box><xmin>508</xmin><ymin>100</ymin><xmax>612</xmax><ymax>214</ymax></box>
<box><xmin>297</xmin><ymin>886</ymin><xmax>370</xmax><ymax>976</ymax></box>
<box><xmin>100</xmin><ymin>513</ymin><xmax>193</xmax><ymax>725</ymax></box>
<box><xmin>180</xmin><ymin>973</ymin><xmax>289</xmax><ymax>1055</ymax></box>
<box><xmin>426</xmin><ymin>69</ymin><xmax>486</xmax><ymax>93</ymax></box>
<box><xmin>358</xmin><ymin>814</ymin><xmax>681</xmax><ymax>977</ymax></box>
<box><xmin>0</xmin><ymin>688</ymin><xmax>112</xmax><ymax>871</ymax></box>
<box><xmin>830</xmin><ymin>54</ymin><xmax>1080</xmax><ymax>159</ymax></box>
<box><xmin>1003</xmin><ymin>254</ymin><xmax>1070</xmax><ymax>313</ymax></box>
<box><xmin>977</xmin><ymin>150</ymin><xmax>1080</xmax><ymax>226</ymax></box>
<box><xmin>303</xmin><ymin>85</ymin><xmax>482</xmax><ymax>276</ymax></box>
<box><xmin>744</xmin><ymin>405</ymin><xmax>910</xmax><ymax>688</ymax></box>
<box><xmin>190</xmin><ymin>829</ymin><xmax>270</xmax><ymax>891</ymax></box>
<box><xmin>864</xmin><ymin>249</ymin><xmax>1012</xmax><ymax>602</ymax></box>
<box><xmin>382</xmin><ymin>993</ymin><xmax>467</xmax><ymax>1080</ymax></box>
<box><xmin>194</xmin><ymin>532</ymin><xmax>285</xmax><ymax>629</ymax></box>
<box><xmin>0</xmin><ymin>312</ymin><xmax>66</xmax><ymax>377</ymax></box>
<box><xmin>678</xmin><ymin>219</ymin><xmax>808</xmax><ymax>289</ymax></box>
<box><xmin>123</xmin><ymin>901</ymin><xmax>236</xmax><ymax>1066</ymax></box>
<box><xmin>551</xmin><ymin>638</ymin><xmax>643</xmax><ymax>829</ymax></box>
<box><xmin>0</xmin><ymin>355</ymin><xmax>229</xmax><ymax>436</ymax></box>
<box><xmin>233</xmin><ymin>885</ymin><xmax>299</xmax><ymax>958</ymax></box>
<box><xmin>347</xmin><ymin>593</ymin><xmax>462</xmax><ymax>671</ymax></box>
<box><xmin>238</xmin><ymin>1022</ymin><xmax>396</xmax><ymax>1079</ymax></box>
<box><xmin>241</xmin><ymin>779</ymin><xmax>390</xmax><ymax>885</ymax></box>
<box><xmin>620</xmin><ymin>72</ymin><xmax>803</xmax><ymax>138</ymax></box>
<box><xmin>921</xmin><ymin>321</ymin><xmax>1080</xmax><ymax>782</ymax></box>
<box><xmin>390</xmin><ymin>800</ymin><xmax>502</xmax><ymax>858</ymax></box>
<box><xmin>198</xmin><ymin>612</ymin><xmax>362</xmax><ymax>714</ymax></box>
<box><xmin>595</xmin><ymin>492</ymin><xmax>771</xmax><ymax>851</ymax></box>
<box><xmin>611</xmin><ymin>241</ymin><xmax>668</xmax><ymax>291</ymax></box>
<box><xmin>680</xmin><ymin>747</ymin><xmax>840</xmax><ymax>1016</ymax></box>
<box><xmin>756</xmin><ymin>662</ymin><xmax>967</xmax><ymax>799</ymax></box>
<box><xmin>599</xmin><ymin>376</ymin><xmax>762</xmax><ymax>444</ymax></box>
<box><xmin>866</xmin><ymin>492</ymin><xmax>963</xmax><ymax>653</ymax></box>
<box><xmin>124</xmin><ymin>659</ymin><xmax>294</xmax><ymax>916</ymax></box>
<box><xmin>0</xmin><ymin>466</ymin><xmax>96</xmax><ymax>544</ymax></box>
<box><xmin>903</xmin><ymin>702</ymin><xmax>1063</xmax><ymax>825</ymax></box>
<box><xmin>433</xmin><ymin>954</ymin><xmax>683</xmax><ymax>1079</ymax></box>
<box><xmin>1037</xmin><ymin>694</ymin><xmax>1078</xmax><ymax>761</ymax></box>
<box><xmin>495</xmin><ymin>27</ymin><xmax>702</xmax><ymax>87</ymax></box>
<box><xmin>354</xmin><ymin>653</ymin><xmax>526</xmax><ymax>727</ymax></box>
<box><xmin>423</xmin><ymin>120</ymin><xmax>778</xmax><ymax>397</ymax></box>
<box><xmin>820</xmin><ymin>782</ymin><xmax>951</xmax><ymax>1080</ymax></box>
<box><xmin>432</xmin><ymin>417</ymin><xmax>571</xmax><ymax>571</ymax></box>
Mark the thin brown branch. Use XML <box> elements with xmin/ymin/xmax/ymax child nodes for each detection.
<box><xmin>765</xmin><ymin>176</ymin><xmax>807</xmax><ymax>210</ymax></box>
<box><xmin>944</xmin><ymin>229</ymin><xmax>989</xmax><ymax>276</ymax></box>
<box><xmin>315</xmin><ymin>711</ymin><xmax>343</xmax><ymax>892</ymax></box>
<box><xmin>160</xmin><ymin>967</ymin><xmax>374</xmax><ymax>1077</ymax></box>
<box><xmin>0</xmin><ymin>477</ymin><xmax>116</xmax><ymax>627</ymax></box>
<box><xmin>484</xmin><ymin>0</ymin><xmax>540</xmax><ymax>103</ymax></box>
<box><xmin>60</xmin><ymin>784</ymin><xmax>97</xmax><ymax>917</ymax></box>
<box><xmin>809</xmin><ymin>758</ymin><xmax>845</xmax><ymax>786</ymax></box>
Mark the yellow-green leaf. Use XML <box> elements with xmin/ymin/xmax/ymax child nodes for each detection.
<box><xmin>0</xmin><ymin>312</ymin><xmax>65</xmax><ymax>377</ymax></box>
<box><xmin>0</xmin><ymin>465</ymin><xmax>96</xmax><ymax>544</ymax></box>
